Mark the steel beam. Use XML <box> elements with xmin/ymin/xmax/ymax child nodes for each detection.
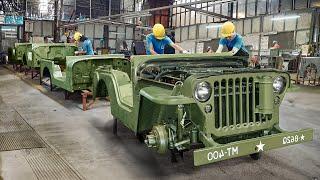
<box><xmin>182</xmin><ymin>5</ymin><xmax>236</xmax><ymax>20</ymax></box>
<box><xmin>64</xmin><ymin>0</ymin><xmax>235</xmax><ymax>26</ymax></box>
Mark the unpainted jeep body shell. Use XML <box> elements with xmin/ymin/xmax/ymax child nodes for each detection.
<box><xmin>40</xmin><ymin>54</ymin><xmax>125</xmax><ymax>92</ymax></box>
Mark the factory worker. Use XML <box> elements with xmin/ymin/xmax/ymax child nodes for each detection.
<box><xmin>146</xmin><ymin>23</ymin><xmax>188</xmax><ymax>55</ymax></box>
<box><xmin>73</xmin><ymin>32</ymin><xmax>94</xmax><ymax>55</ymax></box>
<box><xmin>215</xmin><ymin>21</ymin><xmax>249</xmax><ymax>57</ymax></box>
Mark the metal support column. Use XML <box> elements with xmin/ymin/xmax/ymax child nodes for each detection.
<box><xmin>90</xmin><ymin>0</ymin><xmax>92</xmax><ymax>19</ymax></box>
<box><xmin>54</xmin><ymin>0</ymin><xmax>59</xmax><ymax>42</ymax></box>
<box><xmin>109</xmin><ymin>0</ymin><xmax>112</xmax><ymax>20</ymax></box>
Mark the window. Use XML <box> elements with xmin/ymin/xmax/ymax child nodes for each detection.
<box><xmin>238</xmin><ymin>0</ymin><xmax>246</xmax><ymax>18</ymax></box>
<box><xmin>246</xmin><ymin>0</ymin><xmax>256</xmax><ymax>17</ymax></box>
<box><xmin>257</xmin><ymin>0</ymin><xmax>267</xmax><ymax>15</ymax></box>
<box><xmin>280</xmin><ymin>0</ymin><xmax>293</xmax><ymax>11</ymax></box>
<box><xmin>269</xmin><ymin>0</ymin><xmax>279</xmax><ymax>14</ymax></box>
<box><xmin>295</xmin><ymin>0</ymin><xmax>308</xmax><ymax>9</ymax></box>
<box><xmin>190</xmin><ymin>10</ymin><xmax>195</xmax><ymax>25</ymax></box>
<box><xmin>214</xmin><ymin>4</ymin><xmax>221</xmax><ymax>22</ymax></box>
<box><xmin>221</xmin><ymin>3</ymin><xmax>229</xmax><ymax>16</ymax></box>
<box><xmin>201</xmin><ymin>3</ymin><xmax>207</xmax><ymax>24</ymax></box>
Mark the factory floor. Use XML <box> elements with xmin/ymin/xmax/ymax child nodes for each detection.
<box><xmin>0</xmin><ymin>65</ymin><xmax>319</xmax><ymax>180</ymax></box>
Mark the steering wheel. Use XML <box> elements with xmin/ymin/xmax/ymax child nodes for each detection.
<box><xmin>154</xmin><ymin>70</ymin><xmax>188</xmax><ymax>81</ymax></box>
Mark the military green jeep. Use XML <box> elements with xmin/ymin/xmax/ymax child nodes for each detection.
<box><xmin>8</xmin><ymin>43</ymin><xmax>77</xmax><ymax>69</ymax></box>
<box><xmin>93</xmin><ymin>53</ymin><xmax>313</xmax><ymax>166</ymax></box>
<box><xmin>25</xmin><ymin>43</ymin><xmax>77</xmax><ymax>68</ymax></box>
<box><xmin>8</xmin><ymin>43</ymin><xmax>32</xmax><ymax>65</ymax></box>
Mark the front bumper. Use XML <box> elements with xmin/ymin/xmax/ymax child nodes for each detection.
<box><xmin>193</xmin><ymin>128</ymin><xmax>313</xmax><ymax>166</ymax></box>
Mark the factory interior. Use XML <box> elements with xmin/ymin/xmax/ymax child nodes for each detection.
<box><xmin>0</xmin><ymin>0</ymin><xmax>319</xmax><ymax>179</ymax></box>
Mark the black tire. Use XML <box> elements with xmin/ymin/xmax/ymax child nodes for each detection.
<box><xmin>136</xmin><ymin>133</ymin><xmax>145</xmax><ymax>143</ymax></box>
<box><xmin>39</xmin><ymin>73</ymin><xmax>42</xmax><ymax>85</ymax></box>
<box><xmin>250</xmin><ymin>152</ymin><xmax>262</xmax><ymax>160</ymax></box>
<box><xmin>7</xmin><ymin>47</ymin><xmax>15</xmax><ymax>63</ymax></box>
<box><xmin>170</xmin><ymin>149</ymin><xmax>178</xmax><ymax>163</ymax></box>
<box><xmin>113</xmin><ymin>118</ymin><xmax>117</xmax><ymax>135</ymax></box>
<box><xmin>50</xmin><ymin>76</ymin><xmax>53</xmax><ymax>91</ymax></box>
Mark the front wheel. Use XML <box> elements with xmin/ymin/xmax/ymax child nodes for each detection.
<box><xmin>250</xmin><ymin>152</ymin><xmax>262</xmax><ymax>160</ymax></box>
<box><xmin>112</xmin><ymin>118</ymin><xmax>117</xmax><ymax>135</ymax></box>
<box><xmin>136</xmin><ymin>132</ymin><xmax>145</xmax><ymax>143</ymax></box>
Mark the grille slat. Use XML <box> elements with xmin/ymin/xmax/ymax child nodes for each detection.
<box><xmin>246</xmin><ymin>79</ymin><xmax>250</xmax><ymax>123</ymax></box>
<box><xmin>226</xmin><ymin>81</ymin><xmax>229</xmax><ymax>126</ymax></box>
<box><xmin>239</xmin><ymin>79</ymin><xmax>243</xmax><ymax>124</ymax></box>
<box><xmin>218</xmin><ymin>81</ymin><xmax>223</xmax><ymax>128</ymax></box>
<box><xmin>252</xmin><ymin>81</ymin><xmax>256</xmax><ymax>123</ymax></box>
<box><xmin>232</xmin><ymin>79</ymin><xmax>236</xmax><ymax>126</ymax></box>
<box><xmin>214</xmin><ymin>76</ymin><xmax>261</xmax><ymax>129</ymax></box>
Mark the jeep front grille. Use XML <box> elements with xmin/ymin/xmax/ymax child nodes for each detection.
<box><xmin>213</xmin><ymin>77</ymin><xmax>264</xmax><ymax>129</ymax></box>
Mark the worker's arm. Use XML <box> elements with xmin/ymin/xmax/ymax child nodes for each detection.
<box><xmin>75</xmin><ymin>44</ymin><xmax>86</xmax><ymax>55</ymax></box>
<box><xmin>166</xmin><ymin>37</ymin><xmax>188</xmax><ymax>53</ymax></box>
<box><xmin>216</xmin><ymin>38</ymin><xmax>226</xmax><ymax>53</ymax></box>
<box><xmin>230</xmin><ymin>36</ymin><xmax>243</xmax><ymax>55</ymax></box>
<box><xmin>146</xmin><ymin>35</ymin><xmax>158</xmax><ymax>55</ymax></box>
<box><xmin>149</xmin><ymin>43</ymin><xmax>158</xmax><ymax>55</ymax></box>
<box><xmin>170</xmin><ymin>43</ymin><xmax>185</xmax><ymax>53</ymax></box>
<box><xmin>75</xmin><ymin>51</ymin><xmax>86</xmax><ymax>55</ymax></box>
<box><xmin>230</xmin><ymin>47</ymin><xmax>240</xmax><ymax>55</ymax></box>
<box><xmin>215</xmin><ymin>44</ymin><xmax>223</xmax><ymax>53</ymax></box>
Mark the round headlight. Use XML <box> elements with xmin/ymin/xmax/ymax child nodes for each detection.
<box><xmin>194</xmin><ymin>82</ymin><xmax>211</xmax><ymax>102</ymax></box>
<box><xmin>273</xmin><ymin>76</ymin><xmax>286</xmax><ymax>93</ymax></box>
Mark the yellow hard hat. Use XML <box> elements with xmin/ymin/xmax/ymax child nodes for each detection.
<box><xmin>74</xmin><ymin>32</ymin><xmax>82</xmax><ymax>42</ymax></box>
<box><xmin>152</xmin><ymin>24</ymin><xmax>166</xmax><ymax>40</ymax></box>
<box><xmin>220</xmin><ymin>21</ymin><xmax>235</xmax><ymax>37</ymax></box>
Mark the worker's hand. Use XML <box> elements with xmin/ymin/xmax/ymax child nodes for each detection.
<box><xmin>182</xmin><ymin>50</ymin><xmax>191</xmax><ymax>54</ymax></box>
<box><xmin>75</xmin><ymin>51</ymin><xmax>86</xmax><ymax>56</ymax></box>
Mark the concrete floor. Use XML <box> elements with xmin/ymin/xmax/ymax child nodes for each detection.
<box><xmin>0</xmin><ymin>65</ymin><xmax>319</xmax><ymax>180</ymax></box>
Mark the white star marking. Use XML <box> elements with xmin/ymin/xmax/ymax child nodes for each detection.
<box><xmin>300</xmin><ymin>134</ymin><xmax>305</xmax><ymax>141</ymax></box>
<box><xmin>256</xmin><ymin>141</ymin><xmax>265</xmax><ymax>152</ymax></box>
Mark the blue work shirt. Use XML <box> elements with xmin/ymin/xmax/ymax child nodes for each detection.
<box><xmin>146</xmin><ymin>33</ymin><xmax>174</xmax><ymax>55</ymax></box>
<box><xmin>82</xmin><ymin>39</ymin><xmax>94</xmax><ymax>55</ymax></box>
<box><xmin>219</xmin><ymin>34</ymin><xmax>248</xmax><ymax>53</ymax></box>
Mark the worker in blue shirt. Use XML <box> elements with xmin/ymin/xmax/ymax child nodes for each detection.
<box><xmin>146</xmin><ymin>24</ymin><xmax>188</xmax><ymax>55</ymax></box>
<box><xmin>73</xmin><ymin>32</ymin><xmax>94</xmax><ymax>55</ymax></box>
<box><xmin>215</xmin><ymin>21</ymin><xmax>249</xmax><ymax>57</ymax></box>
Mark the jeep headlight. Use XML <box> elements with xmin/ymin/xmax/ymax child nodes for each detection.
<box><xmin>273</xmin><ymin>76</ymin><xmax>286</xmax><ymax>93</ymax></box>
<box><xmin>27</xmin><ymin>52</ymin><xmax>32</xmax><ymax>61</ymax></box>
<box><xmin>194</xmin><ymin>82</ymin><xmax>211</xmax><ymax>102</ymax></box>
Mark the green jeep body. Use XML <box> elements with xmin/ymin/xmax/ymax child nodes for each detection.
<box><xmin>92</xmin><ymin>53</ymin><xmax>313</xmax><ymax>166</ymax></box>
<box><xmin>40</xmin><ymin>55</ymin><xmax>125</xmax><ymax>92</ymax></box>
<box><xmin>8</xmin><ymin>43</ymin><xmax>77</xmax><ymax>68</ymax></box>
<box><xmin>26</xmin><ymin>43</ymin><xmax>77</xmax><ymax>68</ymax></box>
<box><xmin>8</xmin><ymin>43</ymin><xmax>32</xmax><ymax>65</ymax></box>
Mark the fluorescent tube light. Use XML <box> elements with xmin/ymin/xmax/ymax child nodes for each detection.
<box><xmin>206</xmin><ymin>24</ymin><xmax>223</xmax><ymax>29</ymax></box>
<box><xmin>271</xmin><ymin>15</ymin><xmax>300</xmax><ymax>21</ymax></box>
<box><xmin>122</xmin><ymin>13</ymin><xmax>152</xmax><ymax>19</ymax></box>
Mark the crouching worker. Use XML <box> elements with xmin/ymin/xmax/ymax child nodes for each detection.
<box><xmin>215</xmin><ymin>21</ymin><xmax>249</xmax><ymax>57</ymax></box>
<box><xmin>146</xmin><ymin>23</ymin><xmax>189</xmax><ymax>55</ymax></box>
<box><xmin>74</xmin><ymin>32</ymin><xmax>94</xmax><ymax>55</ymax></box>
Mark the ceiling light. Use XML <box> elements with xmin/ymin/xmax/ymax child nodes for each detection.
<box><xmin>121</xmin><ymin>12</ymin><xmax>151</xmax><ymax>18</ymax></box>
<box><xmin>206</xmin><ymin>24</ymin><xmax>223</xmax><ymax>29</ymax></box>
<box><xmin>110</xmin><ymin>32</ymin><xmax>125</xmax><ymax>35</ymax></box>
<box><xmin>122</xmin><ymin>13</ymin><xmax>152</xmax><ymax>19</ymax></box>
<box><xmin>271</xmin><ymin>15</ymin><xmax>300</xmax><ymax>21</ymax></box>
